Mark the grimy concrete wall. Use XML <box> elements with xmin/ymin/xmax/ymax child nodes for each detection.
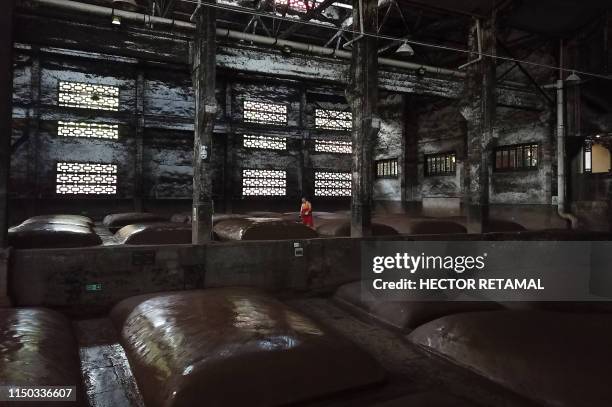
<box><xmin>9</xmin><ymin>44</ymin><xmax>357</xmax><ymax>223</ymax></box>
<box><xmin>10</xmin><ymin>230</ymin><xmax>612</xmax><ymax>316</ymax></box>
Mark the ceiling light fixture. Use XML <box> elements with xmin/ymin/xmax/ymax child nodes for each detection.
<box><xmin>112</xmin><ymin>14</ymin><xmax>122</xmax><ymax>25</ymax></box>
<box><xmin>395</xmin><ymin>41</ymin><xmax>415</xmax><ymax>57</ymax></box>
<box><xmin>566</xmin><ymin>71</ymin><xmax>581</xmax><ymax>83</ymax></box>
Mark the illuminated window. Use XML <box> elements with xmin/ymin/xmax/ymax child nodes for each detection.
<box><xmin>584</xmin><ymin>141</ymin><xmax>611</xmax><ymax>174</ymax></box>
<box><xmin>243</xmin><ymin>135</ymin><xmax>287</xmax><ymax>150</ymax></box>
<box><xmin>315</xmin><ymin>109</ymin><xmax>352</xmax><ymax>131</ymax></box>
<box><xmin>243</xmin><ymin>100</ymin><xmax>288</xmax><ymax>125</ymax></box>
<box><xmin>56</xmin><ymin>162</ymin><xmax>117</xmax><ymax>195</ymax></box>
<box><xmin>242</xmin><ymin>169</ymin><xmax>287</xmax><ymax>196</ymax></box>
<box><xmin>314</xmin><ymin>171</ymin><xmax>351</xmax><ymax>197</ymax></box>
<box><xmin>58</xmin><ymin>121</ymin><xmax>119</xmax><ymax>140</ymax></box>
<box><xmin>376</xmin><ymin>159</ymin><xmax>399</xmax><ymax>179</ymax></box>
<box><xmin>58</xmin><ymin>81</ymin><xmax>119</xmax><ymax>111</ymax></box>
<box><xmin>425</xmin><ymin>152</ymin><xmax>456</xmax><ymax>176</ymax></box>
<box><xmin>276</xmin><ymin>0</ymin><xmax>312</xmax><ymax>13</ymax></box>
<box><xmin>314</xmin><ymin>139</ymin><xmax>352</xmax><ymax>154</ymax></box>
<box><xmin>494</xmin><ymin>144</ymin><xmax>538</xmax><ymax>171</ymax></box>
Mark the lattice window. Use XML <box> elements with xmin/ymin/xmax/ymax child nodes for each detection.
<box><xmin>376</xmin><ymin>159</ymin><xmax>399</xmax><ymax>179</ymax></box>
<box><xmin>315</xmin><ymin>109</ymin><xmax>352</xmax><ymax>131</ymax></box>
<box><xmin>243</xmin><ymin>135</ymin><xmax>287</xmax><ymax>150</ymax></box>
<box><xmin>56</xmin><ymin>162</ymin><xmax>117</xmax><ymax>195</ymax></box>
<box><xmin>494</xmin><ymin>144</ymin><xmax>538</xmax><ymax>171</ymax></box>
<box><xmin>275</xmin><ymin>0</ymin><xmax>313</xmax><ymax>13</ymax></box>
<box><xmin>243</xmin><ymin>100</ymin><xmax>288</xmax><ymax>125</ymax></box>
<box><xmin>314</xmin><ymin>171</ymin><xmax>351</xmax><ymax>197</ymax></box>
<box><xmin>58</xmin><ymin>81</ymin><xmax>119</xmax><ymax>111</ymax></box>
<box><xmin>242</xmin><ymin>169</ymin><xmax>287</xmax><ymax>196</ymax></box>
<box><xmin>425</xmin><ymin>152</ymin><xmax>456</xmax><ymax>176</ymax></box>
<box><xmin>314</xmin><ymin>139</ymin><xmax>352</xmax><ymax>154</ymax></box>
<box><xmin>58</xmin><ymin>121</ymin><xmax>119</xmax><ymax>140</ymax></box>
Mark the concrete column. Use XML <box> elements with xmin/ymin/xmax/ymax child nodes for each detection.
<box><xmin>462</xmin><ymin>17</ymin><xmax>497</xmax><ymax>233</ymax></box>
<box><xmin>347</xmin><ymin>0</ymin><xmax>378</xmax><ymax>237</ymax></box>
<box><xmin>403</xmin><ymin>96</ymin><xmax>419</xmax><ymax>205</ymax></box>
<box><xmin>299</xmin><ymin>86</ymin><xmax>314</xmax><ymax>200</ymax></box>
<box><xmin>223</xmin><ymin>79</ymin><xmax>234</xmax><ymax>213</ymax></box>
<box><xmin>191</xmin><ymin>0</ymin><xmax>216</xmax><ymax>243</ymax></box>
<box><xmin>0</xmin><ymin>0</ymin><xmax>16</xmax><ymax>306</ymax></box>
<box><xmin>134</xmin><ymin>71</ymin><xmax>145</xmax><ymax>212</ymax></box>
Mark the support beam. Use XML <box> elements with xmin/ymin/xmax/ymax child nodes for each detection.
<box><xmin>496</xmin><ymin>39</ymin><xmax>554</xmax><ymax>107</ymax></box>
<box><xmin>347</xmin><ymin>0</ymin><xmax>378</xmax><ymax>237</ymax></box>
<box><xmin>278</xmin><ymin>0</ymin><xmax>338</xmax><ymax>40</ymax></box>
<box><xmin>0</xmin><ymin>0</ymin><xmax>16</xmax><ymax>306</ymax></box>
<box><xmin>462</xmin><ymin>17</ymin><xmax>497</xmax><ymax>233</ymax></box>
<box><xmin>191</xmin><ymin>0</ymin><xmax>216</xmax><ymax>243</ymax></box>
<box><xmin>14</xmin><ymin>13</ymin><xmax>541</xmax><ymax>109</ymax></box>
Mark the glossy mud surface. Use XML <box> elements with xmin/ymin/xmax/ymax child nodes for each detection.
<box><xmin>214</xmin><ymin>218</ymin><xmax>318</xmax><ymax>241</ymax></box>
<box><xmin>111</xmin><ymin>288</ymin><xmax>385</xmax><ymax>407</ymax></box>
<box><xmin>0</xmin><ymin>308</ymin><xmax>84</xmax><ymax>406</ymax></box>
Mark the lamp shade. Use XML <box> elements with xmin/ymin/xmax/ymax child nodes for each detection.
<box><xmin>395</xmin><ymin>42</ymin><xmax>415</xmax><ymax>57</ymax></box>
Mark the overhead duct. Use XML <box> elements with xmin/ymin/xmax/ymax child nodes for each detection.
<box><xmin>27</xmin><ymin>0</ymin><xmax>466</xmax><ymax>79</ymax></box>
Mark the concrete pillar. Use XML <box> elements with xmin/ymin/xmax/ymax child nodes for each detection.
<box><xmin>191</xmin><ymin>0</ymin><xmax>216</xmax><ymax>243</ymax></box>
<box><xmin>134</xmin><ymin>71</ymin><xmax>145</xmax><ymax>212</ymax></box>
<box><xmin>223</xmin><ymin>79</ymin><xmax>234</xmax><ymax>213</ymax></box>
<box><xmin>299</xmin><ymin>86</ymin><xmax>314</xmax><ymax>201</ymax></box>
<box><xmin>462</xmin><ymin>17</ymin><xmax>497</xmax><ymax>233</ymax></box>
<box><xmin>0</xmin><ymin>0</ymin><xmax>15</xmax><ymax>306</ymax></box>
<box><xmin>403</xmin><ymin>96</ymin><xmax>419</xmax><ymax>205</ymax></box>
<box><xmin>347</xmin><ymin>0</ymin><xmax>378</xmax><ymax>237</ymax></box>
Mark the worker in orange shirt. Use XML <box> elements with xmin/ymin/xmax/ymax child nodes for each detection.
<box><xmin>300</xmin><ymin>197</ymin><xmax>314</xmax><ymax>228</ymax></box>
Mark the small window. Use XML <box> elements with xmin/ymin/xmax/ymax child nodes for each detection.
<box><xmin>242</xmin><ymin>169</ymin><xmax>287</xmax><ymax>196</ymax></box>
<box><xmin>56</xmin><ymin>162</ymin><xmax>117</xmax><ymax>195</ymax></box>
<box><xmin>58</xmin><ymin>81</ymin><xmax>119</xmax><ymax>111</ymax></box>
<box><xmin>494</xmin><ymin>144</ymin><xmax>538</xmax><ymax>171</ymax></box>
<box><xmin>314</xmin><ymin>171</ymin><xmax>351</xmax><ymax>197</ymax></box>
<box><xmin>276</xmin><ymin>0</ymin><xmax>309</xmax><ymax>13</ymax></box>
<box><xmin>314</xmin><ymin>139</ymin><xmax>352</xmax><ymax>154</ymax></box>
<box><xmin>584</xmin><ymin>142</ymin><xmax>611</xmax><ymax>174</ymax></box>
<box><xmin>425</xmin><ymin>152</ymin><xmax>456</xmax><ymax>176</ymax></box>
<box><xmin>58</xmin><ymin>121</ymin><xmax>119</xmax><ymax>140</ymax></box>
<box><xmin>584</xmin><ymin>143</ymin><xmax>592</xmax><ymax>173</ymax></box>
<box><xmin>243</xmin><ymin>100</ymin><xmax>288</xmax><ymax>125</ymax></box>
<box><xmin>315</xmin><ymin>109</ymin><xmax>352</xmax><ymax>131</ymax></box>
<box><xmin>376</xmin><ymin>159</ymin><xmax>399</xmax><ymax>179</ymax></box>
<box><xmin>243</xmin><ymin>135</ymin><xmax>287</xmax><ymax>150</ymax></box>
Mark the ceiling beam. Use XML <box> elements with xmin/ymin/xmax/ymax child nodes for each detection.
<box><xmin>277</xmin><ymin>0</ymin><xmax>339</xmax><ymax>39</ymax></box>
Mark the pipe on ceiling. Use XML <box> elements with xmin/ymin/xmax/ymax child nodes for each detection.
<box><xmin>27</xmin><ymin>0</ymin><xmax>466</xmax><ymax>78</ymax></box>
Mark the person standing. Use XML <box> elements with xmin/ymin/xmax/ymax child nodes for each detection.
<box><xmin>300</xmin><ymin>197</ymin><xmax>314</xmax><ymax>228</ymax></box>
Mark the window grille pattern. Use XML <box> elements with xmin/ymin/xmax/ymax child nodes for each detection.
<box><xmin>425</xmin><ymin>152</ymin><xmax>456</xmax><ymax>176</ymax></box>
<box><xmin>58</xmin><ymin>121</ymin><xmax>119</xmax><ymax>140</ymax></box>
<box><xmin>243</xmin><ymin>100</ymin><xmax>288</xmax><ymax>125</ymax></box>
<box><xmin>584</xmin><ymin>142</ymin><xmax>592</xmax><ymax>173</ymax></box>
<box><xmin>315</xmin><ymin>109</ymin><xmax>352</xmax><ymax>131</ymax></box>
<box><xmin>243</xmin><ymin>134</ymin><xmax>287</xmax><ymax>150</ymax></box>
<box><xmin>56</xmin><ymin>162</ymin><xmax>117</xmax><ymax>195</ymax></box>
<box><xmin>314</xmin><ymin>171</ymin><xmax>351</xmax><ymax>197</ymax></box>
<box><xmin>276</xmin><ymin>0</ymin><xmax>311</xmax><ymax>13</ymax></box>
<box><xmin>242</xmin><ymin>169</ymin><xmax>287</xmax><ymax>196</ymax></box>
<box><xmin>376</xmin><ymin>159</ymin><xmax>399</xmax><ymax>178</ymax></box>
<box><xmin>494</xmin><ymin>144</ymin><xmax>538</xmax><ymax>171</ymax></box>
<box><xmin>58</xmin><ymin>81</ymin><xmax>119</xmax><ymax>111</ymax></box>
<box><xmin>314</xmin><ymin>139</ymin><xmax>352</xmax><ymax>154</ymax></box>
